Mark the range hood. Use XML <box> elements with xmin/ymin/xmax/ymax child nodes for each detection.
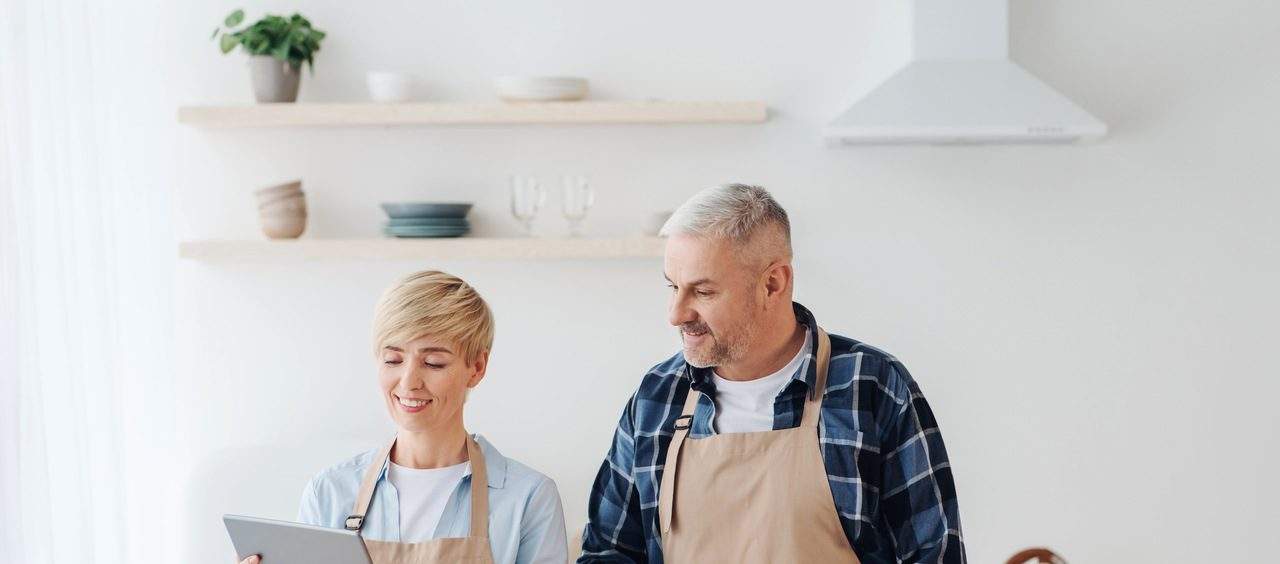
<box><xmin>824</xmin><ymin>0</ymin><xmax>1107</xmax><ymax>146</ymax></box>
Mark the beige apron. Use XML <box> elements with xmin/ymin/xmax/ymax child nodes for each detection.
<box><xmin>658</xmin><ymin>328</ymin><xmax>859</xmax><ymax>563</ymax></box>
<box><xmin>344</xmin><ymin>434</ymin><xmax>494</xmax><ymax>563</ymax></box>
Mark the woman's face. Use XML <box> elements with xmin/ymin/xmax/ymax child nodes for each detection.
<box><xmin>378</xmin><ymin>334</ymin><xmax>487</xmax><ymax>433</ymax></box>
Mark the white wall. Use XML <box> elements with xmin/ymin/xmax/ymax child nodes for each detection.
<box><xmin>155</xmin><ymin>1</ymin><xmax>1280</xmax><ymax>562</ymax></box>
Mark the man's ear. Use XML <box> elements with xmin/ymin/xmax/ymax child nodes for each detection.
<box><xmin>762</xmin><ymin>261</ymin><xmax>793</xmax><ymax>303</ymax></box>
<box><xmin>468</xmin><ymin>350</ymin><xmax>490</xmax><ymax>388</ymax></box>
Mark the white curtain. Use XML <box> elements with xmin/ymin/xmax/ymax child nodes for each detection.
<box><xmin>1</xmin><ymin>0</ymin><xmax>177</xmax><ymax>562</ymax></box>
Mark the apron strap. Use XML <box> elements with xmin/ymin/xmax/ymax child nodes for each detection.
<box><xmin>658</xmin><ymin>325</ymin><xmax>832</xmax><ymax>534</ymax></box>
<box><xmin>346</xmin><ymin>436</ymin><xmax>397</xmax><ymax>531</ymax></box>
<box><xmin>344</xmin><ymin>433</ymin><xmax>491</xmax><ymax>541</ymax></box>
<box><xmin>800</xmin><ymin>327</ymin><xmax>832</xmax><ymax>429</ymax></box>
<box><xmin>464</xmin><ymin>435</ymin><xmax>490</xmax><ymax>539</ymax></box>
<box><xmin>658</xmin><ymin>382</ymin><xmax>700</xmax><ymax>534</ymax></box>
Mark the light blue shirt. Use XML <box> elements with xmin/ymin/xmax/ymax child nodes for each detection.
<box><xmin>298</xmin><ymin>434</ymin><xmax>567</xmax><ymax>564</ymax></box>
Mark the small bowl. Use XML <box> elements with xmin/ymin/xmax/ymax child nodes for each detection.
<box><xmin>260</xmin><ymin>196</ymin><xmax>306</xmax><ymax>215</ymax></box>
<box><xmin>259</xmin><ymin>212</ymin><xmax>306</xmax><ymax>239</ymax></box>
<box><xmin>257</xmin><ymin>191</ymin><xmax>305</xmax><ymax>210</ymax></box>
<box><xmin>255</xmin><ymin>180</ymin><xmax>302</xmax><ymax>201</ymax></box>
<box><xmin>367</xmin><ymin>71</ymin><xmax>414</xmax><ymax>103</ymax></box>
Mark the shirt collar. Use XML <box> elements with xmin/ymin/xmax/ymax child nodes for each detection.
<box><xmin>375</xmin><ymin>433</ymin><xmax>508</xmax><ymax>490</ymax></box>
<box><xmin>685</xmin><ymin>301</ymin><xmax>822</xmax><ymax>393</ymax></box>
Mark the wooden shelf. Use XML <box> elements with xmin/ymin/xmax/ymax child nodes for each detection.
<box><xmin>179</xmin><ymin>237</ymin><xmax>666</xmax><ymax>261</ymax></box>
<box><xmin>177</xmin><ymin>101</ymin><xmax>767</xmax><ymax>128</ymax></box>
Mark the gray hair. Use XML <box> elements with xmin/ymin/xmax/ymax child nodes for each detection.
<box><xmin>660</xmin><ymin>183</ymin><xmax>792</xmax><ymax>254</ymax></box>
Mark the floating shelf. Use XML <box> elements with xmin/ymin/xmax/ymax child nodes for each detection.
<box><xmin>177</xmin><ymin>101</ymin><xmax>767</xmax><ymax>128</ymax></box>
<box><xmin>179</xmin><ymin>237</ymin><xmax>666</xmax><ymax>261</ymax></box>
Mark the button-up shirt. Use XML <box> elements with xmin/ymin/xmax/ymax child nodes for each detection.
<box><xmin>298</xmin><ymin>434</ymin><xmax>567</xmax><ymax>564</ymax></box>
<box><xmin>580</xmin><ymin>303</ymin><xmax>966</xmax><ymax>563</ymax></box>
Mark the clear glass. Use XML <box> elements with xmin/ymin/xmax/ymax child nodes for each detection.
<box><xmin>561</xmin><ymin>175</ymin><xmax>594</xmax><ymax>237</ymax></box>
<box><xmin>509</xmin><ymin>175</ymin><xmax>545</xmax><ymax>236</ymax></box>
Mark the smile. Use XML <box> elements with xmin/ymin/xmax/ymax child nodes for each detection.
<box><xmin>395</xmin><ymin>395</ymin><xmax>432</xmax><ymax>411</ymax></box>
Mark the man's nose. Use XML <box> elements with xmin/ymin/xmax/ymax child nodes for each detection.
<box><xmin>668</xmin><ymin>294</ymin><xmax>696</xmax><ymax>327</ymax></box>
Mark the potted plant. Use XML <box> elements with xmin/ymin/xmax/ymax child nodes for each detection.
<box><xmin>211</xmin><ymin>9</ymin><xmax>326</xmax><ymax>103</ymax></box>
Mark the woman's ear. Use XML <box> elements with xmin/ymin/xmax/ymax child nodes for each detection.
<box><xmin>467</xmin><ymin>350</ymin><xmax>490</xmax><ymax>388</ymax></box>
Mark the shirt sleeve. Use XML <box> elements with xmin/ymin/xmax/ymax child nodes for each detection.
<box><xmin>296</xmin><ymin>475</ymin><xmax>324</xmax><ymax>526</ymax></box>
<box><xmin>578</xmin><ymin>394</ymin><xmax>647</xmax><ymax>563</ymax></box>
<box><xmin>515</xmin><ymin>476</ymin><xmax>569</xmax><ymax>564</ymax></box>
<box><xmin>877</xmin><ymin>360</ymin><xmax>966</xmax><ymax>563</ymax></box>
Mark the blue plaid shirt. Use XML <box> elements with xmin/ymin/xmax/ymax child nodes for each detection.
<box><xmin>579</xmin><ymin>303</ymin><xmax>965</xmax><ymax>564</ymax></box>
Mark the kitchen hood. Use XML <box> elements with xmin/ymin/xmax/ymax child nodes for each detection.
<box><xmin>824</xmin><ymin>0</ymin><xmax>1107</xmax><ymax>146</ymax></box>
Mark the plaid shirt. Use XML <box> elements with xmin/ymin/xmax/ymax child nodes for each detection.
<box><xmin>579</xmin><ymin>303</ymin><xmax>965</xmax><ymax>564</ymax></box>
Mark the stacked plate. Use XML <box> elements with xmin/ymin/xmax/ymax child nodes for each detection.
<box><xmin>380</xmin><ymin>202</ymin><xmax>473</xmax><ymax>238</ymax></box>
<box><xmin>492</xmin><ymin>76</ymin><xmax>589</xmax><ymax>102</ymax></box>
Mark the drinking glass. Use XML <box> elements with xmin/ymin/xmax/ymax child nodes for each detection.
<box><xmin>561</xmin><ymin>175</ymin><xmax>594</xmax><ymax>237</ymax></box>
<box><xmin>509</xmin><ymin>176</ymin><xmax>545</xmax><ymax>235</ymax></box>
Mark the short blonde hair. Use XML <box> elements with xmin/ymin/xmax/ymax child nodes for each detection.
<box><xmin>372</xmin><ymin>270</ymin><xmax>495</xmax><ymax>364</ymax></box>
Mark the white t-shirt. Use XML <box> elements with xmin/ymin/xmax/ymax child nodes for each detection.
<box><xmin>386</xmin><ymin>460</ymin><xmax>470</xmax><ymax>542</ymax></box>
<box><xmin>711</xmin><ymin>329</ymin><xmax>811</xmax><ymax>434</ymax></box>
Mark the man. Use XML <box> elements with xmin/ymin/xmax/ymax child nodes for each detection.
<box><xmin>579</xmin><ymin>184</ymin><xmax>965</xmax><ymax>563</ymax></box>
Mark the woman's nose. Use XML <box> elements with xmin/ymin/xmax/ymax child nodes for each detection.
<box><xmin>398</xmin><ymin>365</ymin><xmax>425</xmax><ymax>390</ymax></box>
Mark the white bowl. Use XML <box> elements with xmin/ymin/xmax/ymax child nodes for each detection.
<box><xmin>492</xmin><ymin>76</ymin><xmax>588</xmax><ymax>102</ymax></box>
<box><xmin>367</xmin><ymin>72</ymin><xmax>414</xmax><ymax>103</ymax></box>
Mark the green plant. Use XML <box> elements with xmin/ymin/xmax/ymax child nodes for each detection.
<box><xmin>211</xmin><ymin>9</ymin><xmax>326</xmax><ymax>73</ymax></box>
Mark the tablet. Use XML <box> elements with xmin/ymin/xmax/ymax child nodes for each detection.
<box><xmin>224</xmin><ymin>514</ymin><xmax>373</xmax><ymax>564</ymax></box>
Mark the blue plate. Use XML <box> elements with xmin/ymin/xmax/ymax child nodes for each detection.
<box><xmin>386</xmin><ymin>217</ymin><xmax>470</xmax><ymax>227</ymax></box>
<box><xmin>381</xmin><ymin>202</ymin><xmax>473</xmax><ymax>219</ymax></box>
<box><xmin>385</xmin><ymin>231</ymin><xmax>469</xmax><ymax>239</ymax></box>
<box><xmin>384</xmin><ymin>225</ymin><xmax>469</xmax><ymax>233</ymax></box>
<box><xmin>383</xmin><ymin>226</ymin><xmax>470</xmax><ymax>238</ymax></box>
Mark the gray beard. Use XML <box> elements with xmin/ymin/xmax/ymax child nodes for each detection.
<box><xmin>680</xmin><ymin>321</ymin><xmax>756</xmax><ymax>369</ymax></box>
<box><xmin>682</xmin><ymin>335</ymin><xmax>731</xmax><ymax>368</ymax></box>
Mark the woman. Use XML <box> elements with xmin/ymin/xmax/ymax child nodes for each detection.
<box><xmin>240</xmin><ymin>270</ymin><xmax>567</xmax><ymax>564</ymax></box>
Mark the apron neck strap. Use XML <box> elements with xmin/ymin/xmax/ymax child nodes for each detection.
<box><xmin>660</xmin><ymin>326</ymin><xmax>832</xmax><ymax>534</ymax></box>
<box><xmin>800</xmin><ymin>327</ymin><xmax>832</xmax><ymax>428</ymax></box>
<box><xmin>346</xmin><ymin>437</ymin><xmax>396</xmax><ymax>532</ymax></box>
<box><xmin>464</xmin><ymin>436</ymin><xmax>489</xmax><ymax>538</ymax></box>
<box><xmin>662</xmin><ymin>382</ymin><xmax>700</xmax><ymax>534</ymax></box>
<box><xmin>674</xmin><ymin>326</ymin><xmax>832</xmax><ymax>426</ymax></box>
<box><xmin>345</xmin><ymin>433</ymin><xmax>490</xmax><ymax>540</ymax></box>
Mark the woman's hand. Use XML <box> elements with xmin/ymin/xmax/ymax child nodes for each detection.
<box><xmin>237</xmin><ymin>555</ymin><xmax>260</xmax><ymax>564</ymax></box>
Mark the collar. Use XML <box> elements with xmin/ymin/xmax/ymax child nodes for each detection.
<box><xmin>685</xmin><ymin>301</ymin><xmax>822</xmax><ymax>394</ymax></box>
<box><xmin>374</xmin><ymin>432</ymin><xmax>508</xmax><ymax>489</ymax></box>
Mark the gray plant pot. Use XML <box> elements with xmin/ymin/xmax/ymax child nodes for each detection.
<box><xmin>248</xmin><ymin>55</ymin><xmax>301</xmax><ymax>103</ymax></box>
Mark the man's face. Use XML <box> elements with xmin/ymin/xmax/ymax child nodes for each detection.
<box><xmin>664</xmin><ymin>234</ymin><xmax>763</xmax><ymax>368</ymax></box>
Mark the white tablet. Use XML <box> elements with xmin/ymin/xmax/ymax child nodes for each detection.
<box><xmin>224</xmin><ymin>514</ymin><xmax>373</xmax><ymax>564</ymax></box>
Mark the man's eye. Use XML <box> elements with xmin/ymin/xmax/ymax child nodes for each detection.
<box><xmin>425</xmin><ymin>362</ymin><xmax>446</xmax><ymax>369</ymax></box>
<box><xmin>383</xmin><ymin>359</ymin><xmax>402</xmax><ymax>365</ymax></box>
<box><xmin>695</xmin><ymin>290</ymin><xmax>713</xmax><ymax>297</ymax></box>
<box><xmin>666</xmin><ymin>284</ymin><xmax>677</xmax><ymax>291</ymax></box>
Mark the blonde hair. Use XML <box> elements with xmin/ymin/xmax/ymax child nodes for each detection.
<box><xmin>372</xmin><ymin>270</ymin><xmax>495</xmax><ymax>365</ymax></box>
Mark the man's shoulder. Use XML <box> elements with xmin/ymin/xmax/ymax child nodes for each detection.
<box><xmin>825</xmin><ymin>332</ymin><xmax>920</xmax><ymax>402</ymax></box>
